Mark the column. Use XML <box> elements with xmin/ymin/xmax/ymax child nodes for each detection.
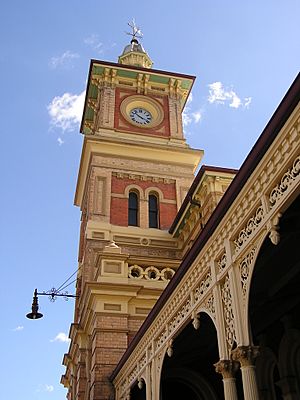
<box><xmin>232</xmin><ymin>346</ymin><xmax>260</xmax><ymax>400</ymax></box>
<box><xmin>214</xmin><ymin>360</ymin><xmax>239</xmax><ymax>400</ymax></box>
<box><xmin>145</xmin><ymin>364</ymin><xmax>152</xmax><ymax>400</ymax></box>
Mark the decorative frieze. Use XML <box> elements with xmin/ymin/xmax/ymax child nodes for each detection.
<box><xmin>203</xmin><ymin>293</ymin><xmax>216</xmax><ymax>319</ymax></box>
<box><xmin>234</xmin><ymin>205</ymin><xmax>264</xmax><ymax>252</ymax></box>
<box><xmin>269</xmin><ymin>154</ymin><xmax>300</xmax><ymax>208</ymax></box>
<box><xmin>239</xmin><ymin>247</ymin><xmax>256</xmax><ymax>298</ymax></box>
<box><xmin>128</xmin><ymin>265</ymin><xmax>175</xmax><ymax>281</ymax></box>
<box><xmin>217</xmin><ymin>252</ymin><xmax>227</xmax><ymax>275</ymax></box>
<box><xmin>194</xmin><ymin>270</ymin><xmax>212</xmax><ymax>302</ymax></box>
<box><xmin>168</xmin><ymin>299</ymin><xmax>192</xmax><ymax>337</ymax></box>
<box><xmin>221</xmin><ymin>275</ymin><xmax>237</xmax><ymax>352</ymax></box>
<box><xmin>112</xmin><ymin>171</ymin><xmax>175</xmax><ymax>184</ymax></box>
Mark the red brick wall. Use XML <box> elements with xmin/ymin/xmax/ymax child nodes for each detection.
<box><xmin>160</xmin><ymin>203</ymin><xmax>177</xmax><ymax>230</ymax></box>
<box><xmin>111</xmin><ymin>176</ymin><xmax>176</xmax><ymax>199</ymax></box>
<box><xmin>110</xmin><ymin>197</ymin><xmax>128</xmax><ymax>225</ymax></box>
<box><xmin>110</xmin><ymin>176</ymin><xmax>177</xmax><ymax>229</ymax></box>
<box><xmin>90</xmin><ymin>315</ymin><xmax>129</xmax><ymax>400</ymax></box>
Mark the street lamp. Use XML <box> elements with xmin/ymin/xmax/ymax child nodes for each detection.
<box><xmin>26</xmin><ymin>288</ymin><xmax>77</xmax><ymax>320</ymax></box>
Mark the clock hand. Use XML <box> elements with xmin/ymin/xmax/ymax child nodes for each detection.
<box><xmin>136</xmin><ymin>112</ymin><xmax>150</xmax><ymax>122</ymax></box>
<box><xmin>137</xmin><ymin>114</ymin><xmax>147</xmax><ymax>121</ymax></box>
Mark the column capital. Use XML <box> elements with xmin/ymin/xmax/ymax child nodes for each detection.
<box><xmin>214</xmin><ymin>359</ymin><xmax>239</xmax><ymax>379</ymax></box>
<box><xmin>231</xmin><ymin>345</ymin><xmax>259</xmax><ymax>367</ymax></box>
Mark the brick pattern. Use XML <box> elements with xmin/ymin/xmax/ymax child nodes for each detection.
<box><xmin>88</xmin><ymin>314</ymin><xmax>146</xmax><ymax>400</ymax></box>
<box><xmin>78</xmin><ymin>209</ymin><xmax>87</xmax><ymax>263</ymax></box>
<box><xmin>110</xmin><ymin>197</ymin><xmax>128</xmax><ymax>226</ymax></box>
<box><xmin>160</xmin><ymin>203</ymin><xmax>177</xmax><ymax>230</ymax></box>
<box><xmin>70</xmin><ymin>313</ymin><xmax>150</xmax><ymax>400</ymax></box>
<box><xmin>128</xmin><ymin>316</ymin><xmax>145</xmax><ymax>345</ymax></box>
<box><xmin>110</xmin><ymin>175</ymin><xmax>177</xmax><ymax>229</ymax></box>
<box><xmin>111</xmin><ymin>175</ymin><xmax>176</xmax><ymax>200</ymax></box>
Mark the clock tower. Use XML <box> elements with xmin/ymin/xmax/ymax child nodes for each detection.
<box><xmin>62</xmin><ymin>31</ymin><xmax>203</xmax><ymax>400</ymax></box>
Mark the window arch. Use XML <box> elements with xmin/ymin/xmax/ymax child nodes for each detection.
<box><xmin>128</xmin><ymin>191</ymin><xmax>139</xmax><ymax>226</ymax></box>
<box><xmin>149</xmin><ymin>193</ymin><xmax>159</xmax><ymax>228</ymax></box>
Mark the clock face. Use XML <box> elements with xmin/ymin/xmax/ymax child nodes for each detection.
<box><xmin>130</xmin><ymin>108</ymin><xmax>152</xmax><ymax>125</ymax></box>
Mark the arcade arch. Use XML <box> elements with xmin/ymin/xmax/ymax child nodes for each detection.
<box><xmin>248</xmin><ymin>193</ymin><xmax>300</xmax><ymax>399</ymax></box>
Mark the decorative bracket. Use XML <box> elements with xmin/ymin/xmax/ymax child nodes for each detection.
<box><xmin>192</xmin><ymin>311</ymin><xmax>200</xmax><ymax>330</ymax></box>
<box><xmin>166</xmin><ymin>339</ymin><xmax>174</xmax><ymax>357</ymax></box>
<box><xmin>137</xmin><ymin>377</ymin><xmax>144</xmax><ymax>389</ymax></box>
<box><xmin>268</xmin><ymin>212</ymin><xmax>282</xmax><ymax>245</ymax></box>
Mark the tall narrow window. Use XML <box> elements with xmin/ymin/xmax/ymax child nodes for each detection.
<box><xmin>149</xmin><ymin>194</ymin><xmax>159</xmax><ymax>228</ymax></box>
<box><xmin>128</xmin><ymin>192</ymin><xmax>138</xmax><ymax>226</ymax></box>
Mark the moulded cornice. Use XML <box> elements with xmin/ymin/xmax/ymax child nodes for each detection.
<box><xmin>74</xmin><ymin>136</ymin><xmax>203</xmax><ymax>207</ymax></box>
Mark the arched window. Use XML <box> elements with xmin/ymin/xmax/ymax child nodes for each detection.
<box><xmin>149</xmin><ymin>194</ymin><xmax>159</xmax><ymax>228</ymax></box>
<box><xmin>128</xmin><ymin>191</ymin><xmax>139</xmax><ymax>226</ymax></box>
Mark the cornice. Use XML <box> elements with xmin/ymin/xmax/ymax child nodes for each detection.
<box><xmin>74</xmin><ymin>136</ymin><xmax>203</xmax><ymax>207</ymax></box>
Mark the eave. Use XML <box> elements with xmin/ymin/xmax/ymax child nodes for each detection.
<box><xmin>169</xmin><ymin>165</ymin><xmax>239</xmax><ymax>235</ymax></box>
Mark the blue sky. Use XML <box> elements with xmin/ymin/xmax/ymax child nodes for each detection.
<box><xmin>1</xmin><ymin>1</ymin><xmax>299</xmax><ymax>399</ymax></box>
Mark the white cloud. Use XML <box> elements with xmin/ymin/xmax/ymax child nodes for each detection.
<box><xmin>192</xmin><ymin>110</ymin><xmax>202</xmax><ymax>123</ymax></box>
<box><xmin>48</xmin><ymin>90</ymin><xmax>85</xmax><ymax>132</ymax></box>
<box><xmin>182</xmin><ymin>109</ymin><xmax>192</xmax><ymax>127</ymax></box>
<box><xmin>244</xmin><ymin>97</ymin><xmax>252</xmax><ymax>108</ymax></box>
<box><xmin>13</xmin><ymin>326</ymin><xmax>24</xmax><ymax>331</ymax></box>
<box><xmin>45</xmin><ymin>385</ymin><xmax>54</xmax><ymax>393</ymax></box>
<box><xmin>49</xmin><ymin>50</ymin><xmax>79</xmax><ymax>69</ymax></box>
<box><xmin>182</xmin><ymin>93</ymin><xmax>202</xmax><ymax>127</ymax></box>
<box><xmin>186</xmin><ymin>92</ymin><xmax>193</xmax><ymax>104</ymax></box>
<box><xmin>50</xmin><ymin>332</ymin><xmax>70</xmax><ymax>343</ymax></box>
<box><xmin>208</xmin><ymin>81</ymin><xmax>251</xmax><ymax>109</ymax></box>
<box><xmin>208</xmin><ymin>82</ymin><xmax>227</xmax><ymax>104</ymax></box>
<box><xmin>57</xmin><ymin>137</ymin><xmax>64</xmax><ymax>146</ymax></box>
<box><xmin>84</xmin><ymin>34</ymin><xmax>103</xmax><ymax>54</ymax></box>
<box><xmin>229</xmin><ymin>91</ymin><xmax>242</xmax><ymax>108</ymax></box>
<box><xmin>36</xmin><ymin>384</ymin><xmax>54</xmax><ymax>393</ymax></box>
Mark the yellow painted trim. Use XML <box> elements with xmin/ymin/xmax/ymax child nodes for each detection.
<box><xmin>75</xmin><ymin>137</ymin><xmax>203</xmax><ymax>207</ymax></box>
<box><xmin>120</xmin><ymin>95</ymin><xmax>164</xmax><ymax>129</ymax></box>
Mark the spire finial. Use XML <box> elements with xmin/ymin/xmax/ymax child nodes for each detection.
<box><xmin>119</xmin><ymin>20</ymin><xmax>153</xmax><ymax>68</ymax></box>
<box><xmin>126</xmin><ymin>18</ymin><xmax>143</xmax><ymax>43</ymax></box>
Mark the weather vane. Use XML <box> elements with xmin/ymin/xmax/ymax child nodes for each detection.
<box><xmin>126</xmin><ymin>18</ymin><xmax>143</xmax><ymax>41</ymax></box>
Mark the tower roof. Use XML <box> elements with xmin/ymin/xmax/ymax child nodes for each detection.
<box><xmin>120</xmin><ymin>38</ymin><xmax>147</xmax><ymax>56</ymax></box>
<box><xmin>118</xmin><ymin>38</ymin><xmax>153</xmax><ymax>69</ymax></box>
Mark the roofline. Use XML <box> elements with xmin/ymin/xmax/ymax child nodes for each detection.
<box><xmin>80</xmin><ymin>60</ymin><xmax>94</xmax><ymax>133</ymax></box>
<box><xmin>110</xmin><ymin>72</ymin><xmax>300</xmax><ymax>381</ymax></box>
<box><xmin>90</xmin><ymin>58</ymin><xmax>196</xmax><ymax>80</ymax></box>
<box><xmin>80</xmin><ymin>59</ymin><xmax>196</xmax><ymax>133</ymax></box>
<box><xmin>169</xmin><ymin>165</ymin><xmax>239</xmax><ymax>234</ymax></box>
